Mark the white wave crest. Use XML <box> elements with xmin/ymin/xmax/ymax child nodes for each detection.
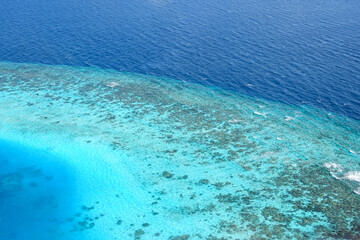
<box><xmin>285</xmin><ymin>116</ymin><xmax>295</xmax><ymax>121</ymax></box>
<box><xmin>254</xmin><ymin>111</ymin><xmax>267</xmax><ymax>117</ymax></box>
<box><xmin>344</xmin><ymin>171</ymin><xmax>360</xmax><ymax>183</ymax></box>
<box><xmin>324</xmin><ymin>162</ymin><xmax>343</xmax><ymax>172</ymax></box>
<box><xmin>106</xmin><ymin>82</ymin><xmax>120</xmax><ymax>88</ymax></box>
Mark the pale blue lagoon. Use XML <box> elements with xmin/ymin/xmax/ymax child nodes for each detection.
<box><xmin>0</xmin><ymin>62</ymin><xmax>359</xmax><ymax>239</ymax></box>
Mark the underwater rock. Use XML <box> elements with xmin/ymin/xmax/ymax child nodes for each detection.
<box><xmin>0</xmin><ymin>173</ymin><xmax>22</xmax><ymax>193</ymax></box>
<box><xmin>169</xmin><ymin>235</ymin><xmax>190</xmax><ymax>240</ymax></box>
<box><xmin>134</xmin><ymin>229</ymin><xmax>145</xmax><ymax>239</ymax></box>
<box><xmin>162</xmin><ymin>171</ymin><xmax>174</xmax><ymax>179</ymax></box>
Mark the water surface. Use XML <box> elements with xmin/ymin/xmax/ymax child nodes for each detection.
<box><xmin>0</xmin><ymin>62</ymin><xmax>359</xmax><ymax>239</ymax></box>
<box><xmin>0</xmin><ymin>0</ymin><xmax>359</xmax><ymax>119</ymax></box>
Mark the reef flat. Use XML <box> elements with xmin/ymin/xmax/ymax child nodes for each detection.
<box><xmin>0</xmin><ymin>62</ymin><xmax>359</xmax><ymax>239</ymax></box>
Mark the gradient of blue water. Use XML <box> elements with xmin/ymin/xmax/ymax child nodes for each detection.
<box><xmin>0</xmin><ymin>140</ymin><xmax>74</xmax><ymax>240</ymax></box>
<box><xmin>0</xmin><ymin>62</ymin><xmax>359</xmax><ymax>239</ymax></box>
<box><xmin>0</xmin><ymin>0</ymin><xmax>359</xmax><ymax>119</ymax></box>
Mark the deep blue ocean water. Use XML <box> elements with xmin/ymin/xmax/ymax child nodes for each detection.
<box><xmin>0</xmin><ymin>0</ymin><xmax>359</xmax><ymax>120</ymax></box>
<box><xmin>0</xmin><ymin>0</ymin><xmax>360</xmax><ymax>239</ymax></box>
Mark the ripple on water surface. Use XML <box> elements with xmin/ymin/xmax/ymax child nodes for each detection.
<box><xmin>0</xmin><ymin>62</ymin><xmax>359</xmax><ymax>239</ymax></box>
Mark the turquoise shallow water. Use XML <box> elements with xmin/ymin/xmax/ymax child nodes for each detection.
<box><xmin>0</xmin><ymin>61</ymin><xmax>360</xmax><ymax>239</ymax></box>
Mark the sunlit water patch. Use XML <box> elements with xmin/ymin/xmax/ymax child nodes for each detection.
<box><xmin>0</xmin><ymin>62</ymin><xmax>359</xmax><ymax>239</ymax></box>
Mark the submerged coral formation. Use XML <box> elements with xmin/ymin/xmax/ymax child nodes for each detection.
<box><xmin>0</xmin><ymin>62</ymin><xmax>359</xmax><ymax>239</ymax></box>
